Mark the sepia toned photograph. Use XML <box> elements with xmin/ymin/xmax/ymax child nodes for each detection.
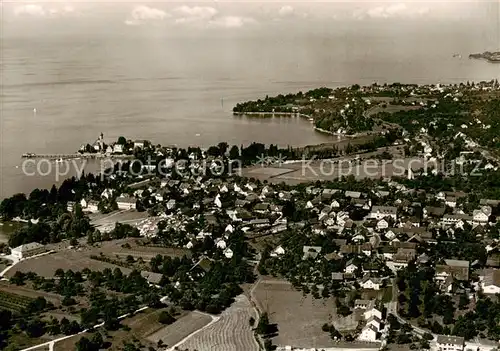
<box><xmin>0</xmin><ymin>1</ymin><xmax>499</xmax><ymax>350</ymax></box>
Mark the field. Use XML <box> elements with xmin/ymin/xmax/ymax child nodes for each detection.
<box><xmin>253</xmin><ymin>278</ymin><xmax>337</xmax><ymax>349</ymax></box>
<box><xmin>5</xmin><ymin>238</ymin><xmax>190</xmax><ymax>278</ymax></box>
<box><xmin>4</xmin><ymin>250</ymin><xmax>129</xmax><ymax>278</ymax></box>
<box><xmin>0</xmin><ymin>282</ymin><xmax>62</xmax><ymax>306</ymax></box>
<box><xmin>0</xmin><ymin>289</ymin><xmax>33</xmax><ymax>312</ymax></box>
<box><xmin>243</xmin><ymin>152</ymin><xmax>427</xmax><ymax>185</ymax></box>
<box><xmin>146</xmin><ymin>311</ymin><xmax>213</xmax><ymax>347</ymax></box>
<box><xmin>54</xmin><ymin>308</ymin><xmax>170</xmax><ymax>351</ymax></box>
<box><xmin>89</xmin><ymin>210</ymin><xmax>150</xmax><ymax>233</ymax></box>
<box><xmin>177</xmin><ymin>295</ymin><xmax>259</xmax><ymax>351</ymax></box>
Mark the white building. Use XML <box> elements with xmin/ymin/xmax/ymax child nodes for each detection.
<box><xmin>215</xmin><ymin>238</ymin><xmax>227</xmax><ymax>249</ymax></box>
<box><xmin>80</xmin><ymin>199</ymin><xmax>99</xmax><ymax>213</ymax></box>
<box><xmin>223</xmin><ymin>248</ymin><xmax>234</xmax><ymax>259</ymax></box>
<box><xmin>270</xmin><ymin>245</ymin><xmax>285</xmax><ymax>257</ymax></box>
<box><xmin>358</xmin><ymin>325</ymin><xmax>378</xmax><ymax>342</ymax></box>
<box><xmin>166</xmin><ymin>199</ymin><xmax>176</xmax><ymax>210</ymax></box>
<box><xmin>113</xmin><ymin>144</ymin><xmax>124</xmax><ymax>154</ymax></box>
<box><xmin>360</xmin><ymin>274</ymin><xmax>381</xmax><ymax>290</ymax></box>
<box><xmin>134</xmin><ymin>140</ymin><xmax>146</xmax><ymax>149</ymax></box>
<box><xmin>11</xmin><ymin>242</ymin><xmax>46</xmax><ymax>259</ymax></box>
<box><xmin>481</xmin><ymin>270</ymin><xmax>500</xmax><ymax>295</ymax></box>
<box><xmin>116</xmin><ymin>197</ymin><xmax>137</xmax><ymax>210</ymax></box>
<box><xmin>435</xmin><ymin>335</ymin><xmax>464</xmax><ymax>351</ymax></box>
<box><xmin>370</xmin><ymin>206</ymin><xmax>397</xmax><ymax>220</ymax></box>
<box><xmin>345</xmin><ymin>262</ymin><xmax>358</xmax><ymax>274</ymax></box>
<box><xmin>364</xmin><ymin>307</ymin><xmax>382</xmax><ymax>321</ymax></box>
<box><xmin>376</xmin><ymin>219</ymin><xmax>389</xmax><ymax>230</ymax></box>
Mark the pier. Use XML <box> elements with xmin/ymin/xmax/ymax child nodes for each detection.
<box><xmin>21</xmin><ymin>153</ymin><xmax>134</xmax><ymax>160</ymax></box>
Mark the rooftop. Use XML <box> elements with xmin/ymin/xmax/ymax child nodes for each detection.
<box><xmin>436</xmin><ymin>335</ymin><xmax>464</xmax><ymax>345</ymax></box>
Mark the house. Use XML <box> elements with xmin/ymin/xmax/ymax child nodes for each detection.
<box><xmin>223</xmin><ymin>248</ymin><xmax>234</xmax><ymax>259</ymax></box>
<box><xmin>11</xmin><ymin>242</ymin><xmax>46</xmax><ymax>259</ymax></box>
<box><xmin>473</xmin><ymin>207</ymin><xmax>491</xmax><ymax>225</ymax></box>
<box><xmin>442</xmin><ymin>214</ymin><xmax>472</xmax><ymax>226</ymax></box>
<box><xmin>253</xmin><ymin>203</ymin><xmax>270</xmax><ymax>213</ymax></box>
<box><xmin>270</xmin><ymin>246</ymin><xmax>285</xmax><ymax>257</ymax></box>
<box><xmin>302</xmin><ymin>246</ymin><xmax>322</xmax><ymax>260</ymax></box>
<box><xmin>424</xmin><ymin>206</ymin><xmax>446</xmax><ymax>218</ymax></box>
<box><xmin>80</xmin><ymin>199</ymin><xmax>99</xmax><ymax>213</ymax></box>
<box><xmin>166</xmin><ymin>199</ymin><xmax>176</xmax><ymax>210</ymax></box>
<box><xmin>376</xmin><ymin>219</ymin><xmax>389</xmax><ymax>230</ymax></box>
<box><xmin>358</xmin><ymin>325</ymin><xmax>379</xmax><ymax>342</ymax></box>
<box><xmin>113</xmin><ymin>144</ymin><xmax>124</xmax><ymax>154</ymax></box>
<box><xmin>133</xmin><ymin>140</ymin><xmax>147</xmax><ymax>149</ymax></box>
<box><xmin>464</xmin><ymin>338</ymin><xmax>499</xmax><ymax>351</ymax></box>
<box><xmin>345</xmin><ymin>191</ymin><xmax>362</xmax><ymax>199</ymax></box>
<box><xmin>235</xmin><ymin>199</ymin><xmax>249</xmax><ymax>208</ymax></box>
<box><xmin>435</xmin><ymin>259</ymin><xmax>470</xmax><ymax>282</ymax></box>
<box><xmin>388</xmin><ymin>248</ymin><xmax>416</xmax><ymax>271</ymax></box>
<box><xmin>435</xmin><ymin>335</ymin><xmax>464</xmax><ymax>351</ymax></box>
<box><xmin>364</xmin><ymin>307</ymin><xmax>382</xmax><ymax>321</ymax></box>
<box><xmin>370</xmin><ymin>206</ymin><xmax>397</xmax><ymax>220</ymax></box>
<box><xmin>480</xmin><ymin>198</ymin><xmax>500</xmax><ymax>207</ymax></box>
<box><xmin>366</xmin><ymin>315</ymin><xmax>382</xmax><ymax>331</ymax></box>
<box><xmin>331</xmin><ymin>272</ymin><xmax>344</xmax><ymax>281</ymax></box>
<box><xmin>331</xmin><ymin>200</ymin><xmax>340</xmax><ymax>208</ymax></box>
<box><xmin>116</xmin><ymin>197</ymin><xmax>137</xmax><ymax>210</ymax></box>
<box><xmin>140</xmin><ymin>271</ymin><xmax>163</xmax><ymax>285</ymax></box>
<box><xmin>379</xmin><ymin>245</ymin><xmax>397</xmax><ymax>260</ymax></box>
<box><xmin>445</xmin><ymin>196</ymin><xmax>457</xmax><ymax>208</ymax></box>
<box><xmin>101</xmin><ymin>188</ymin><xmax>114</xmax><ymax>199</ymax></box>
<box><xmin>473</xmin><ymin>210</ymin><xmax>489</xmax><ymax>225</ymax></box>
<box><xmin>215</xmin><ymin>238</ymin><xmax>227</xmax><ymax>249</ymax></box>
<box><xmin>67</xmin><ymin>201</ymin><xmax>75</xmax><ymax>212</ymax></box>
<box><xmin>249</xmin><ymin>219</ymin><xmax>270</xmax><ymax>228</ymax></box>
<box><xmin>354</xmin><ymin>299</ymin><xmax>374</xmax><ymax>310</ymax></box>
<box><xmin>344</xmin><ymin>259</ymin><xmax>358</xmax><ymax>274</ymax></box>
<box><xmin>480</xmin><ymin>269</ymin><xmax>500</xmax><ymax>294</ymax></box>
<box><xmin>360</xmin><ymin>274</ymin><xmax>381</xmax><ymax>290</ymax></box>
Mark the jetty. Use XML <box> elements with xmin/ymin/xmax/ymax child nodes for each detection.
<box><xmin>21</xmin><ymin>153</ymin><xmax>134</xmax><ymax>160</ymax></box>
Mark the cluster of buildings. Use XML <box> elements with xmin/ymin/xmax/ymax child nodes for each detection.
<box><xmin>79</xmin><ymin>133</ymin><xmax>149</xmax><ymax>155</ymax></box>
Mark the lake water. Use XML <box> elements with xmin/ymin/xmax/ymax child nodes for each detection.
<box><xmin>1</xmin><ymin>25</ymin><xmax>499</xmax><ymax>199</ymax></box>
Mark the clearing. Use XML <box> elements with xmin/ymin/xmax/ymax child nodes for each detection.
<box><xmin>253</xmin><ymin>278</ymin><xmax>336</xmax><ymax>349</ymax></box>
<box><xmin>5</xmin><ymin>238</ymin><xmax>190</xmax><ymax>278</ymax></box>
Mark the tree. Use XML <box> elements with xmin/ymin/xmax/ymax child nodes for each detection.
<box><xmin>117</xmin><ymin>136</ymin><xmax>127</xmax><ymax>145</ymax></box>
<box><xmin>256</xmin><ymin>312</ymin><xmax>271</xmax><ymax>335</ymax></box>
<box><xmin>229</xmin><ymin>145</ymin><xmax>240</xmax><ymax>159</ymax></box>
<box><xmin>158</xmin><ymin>311</ymin><xmax>175</xmax><ymax>325</ymax></box>
<box><xmin>218</xmin><ymin>142</ymin><xmax>228</xmax><ymax>156</ymax></box>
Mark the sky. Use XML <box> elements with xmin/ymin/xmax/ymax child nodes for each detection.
<box><xmin>2</xmin><ymin>1</ymin><xmax>499</xmax><ymax>38</ymax></box>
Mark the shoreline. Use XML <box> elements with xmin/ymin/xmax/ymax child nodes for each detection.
<box><xmin>234</xmin><ymin>111</ymin><xmax>369</xmax><ymax>138</ymax></box>
<box><xmin>21</xmin><ymin>152</ymin><xmax>135</xmax><ymax>160</ymax></box>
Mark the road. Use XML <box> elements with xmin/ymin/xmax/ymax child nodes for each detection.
<box><xmin>386</xmin><ymin>278</ymin><xmax>434</xmax><ymax>340</ymax></box>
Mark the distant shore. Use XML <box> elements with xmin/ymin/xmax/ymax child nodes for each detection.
<box><xmin>469</xmin><ymin>51</ymin><xmax>500</xmax><ymax>63</ymax></box>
